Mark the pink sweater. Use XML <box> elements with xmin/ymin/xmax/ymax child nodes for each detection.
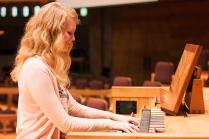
<box><xmin>16</xmin><ymin>56</ymin><xmax>115</xmax><ymax>139</ymax></box>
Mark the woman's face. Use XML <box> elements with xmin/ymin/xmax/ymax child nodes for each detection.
<box><xmin>62</xmin><ymin>17</ymin><xmax>77</xmax><ymax>53</ymax></box>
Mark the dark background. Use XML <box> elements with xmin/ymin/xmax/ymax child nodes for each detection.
<box><xmin>0</xmin><ymin>0</ymin><xmax>209</xmax><ymax>85</ymax></box>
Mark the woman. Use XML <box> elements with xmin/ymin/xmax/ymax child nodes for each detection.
<box><xmin>11</xmin><ymin>2</ymin><xmax>139</xmax><ymax>139</ymax></box>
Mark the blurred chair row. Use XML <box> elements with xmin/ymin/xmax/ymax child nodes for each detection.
<box><xmin>70</xmin><ymin>73</ymin><xmax>109</xmax><ymax>89</ymax></box>
<box><xmin>71</xmin><ymin>76</ymin><xmax>133</xmax><ymax>112</ymax></box>
<box><xmin>1</xmin><ymin>94</ymin><xmax>108</xmax><ymax>112</ymax></box>
<box><xmin>74</xmin><ymin>78</ymin><xmax>105</xmax><ymax>89</ymax></box>
<box><xmin>71</xmin><ymin>74</ymin><xmax>133</xmax><ymax>89</ymax></box>
<box><xmin>71</xmin><ymin>60</ymin><xmax>177</xmax><ymax>88</ymax></box>
<box><xmin>71</xmin><ymin>62</ymin><xmax>175</xmax><ymax>89</ymax></box>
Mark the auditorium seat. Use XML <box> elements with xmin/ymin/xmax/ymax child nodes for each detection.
<box><xmin>72</xmin><ymin>95</ymin><xmax>82</xmax><ymax>103</ymax></box>
<box><xmin>85</xmin><ymin>97</ymin><xmax>108</xmax><ymax>111</ymax></box>
<box><xmin>143</xmin><ymin>61</ymin><xmax>174</xmax><ymax>86</ymax></box>
<box><xmin>196</xmin><ymin>49</ymin><xmax>209</xmax><ymax>86</ymax></box>
<box><xmin>196</xmin><ymin>49</ymin><xmax>209</xmax><ymax>71</ymax></box>
<box><xmin>142</xmin><ymin>80</ymin><xmax>162</xmax><ymax>87</ymax></box>
<box><xmin>69</xmin><ymin>73</ymin><xmax>80</xmax><ymax>87</ymax></box>
<box><xmin>89</xmin><ymin>79</ymin><xmax>104</xmax><ymax>89</ymax></box>
<box><xmin>74</xmin><ymin>78</ymin><xmax>88</xmax><ymax>89</ymax></box>
<box><xmin>112</xmin><ymin>76</ymin><xmax>133</xmax><ymax>86</ymax></box>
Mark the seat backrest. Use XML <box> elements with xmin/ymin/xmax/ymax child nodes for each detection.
<box><xmin>75</xmin><ymin>78</ymin><xmax>88</xmax><ymax>89</ymax></box>
<box><xmin>89</xmin><ymin>79</ymin><xmax>104</xmax><ymax>89</ymax></box>
<box><xmin>72</xmin><ymin>95</ymin><xmax>82</xmax><ymax>103</ymax></box>
<box><xmin>113</xmin><ymin>76</ymin><xmax>132</xmax><ymax>86</ymax></box>
<box><xmin>85</xmin><ymin>97</ymin><xmax>107</xmax><ymax>110</ymax></box>
<box><xmin>196</xmin><ymin>49</ymin><xmax>209</xmax><ymax>70</ymax></box>
<box><xmin>143</xmin><ymin>80</ymin><xmax>162</xmax><ymax>87</ymax></box>
<box><xmin>70</xmin><ymin>73</ymin><xmax>80</xmax><ymax>86</ymax></box>
<box><xmin>154</xmin><ymin>61</ymin><xmax>174</xmax><ymax>84</ymax></box>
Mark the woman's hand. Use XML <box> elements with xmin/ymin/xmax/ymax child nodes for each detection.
<box><xmin>112</xmin><ymin>113</ymin><xmax>140</xmax><ymax>125</ymax></box>
<box><xmin>109</xmin><ymin>120</ymin><xmax>139</xmax><ymax>133</ymax></box>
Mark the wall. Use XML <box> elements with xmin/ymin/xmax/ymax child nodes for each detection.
<box><xmin>88</xmin><ymin>1</ymin><xmax>209</xmax><ymax>85</ymax></box>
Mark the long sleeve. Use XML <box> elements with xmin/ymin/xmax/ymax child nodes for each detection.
<box><xmin>67</xmin><ymin>93</ymin><xmax>118</xmax><ymax>120</ymax></box>
<box><xmin>20</xmin><ymin>59</ymin><xmax>116</xmax><ymax>134</ymax></box>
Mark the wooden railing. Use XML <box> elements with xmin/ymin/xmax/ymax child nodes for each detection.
<box><xmin>0</xmin><ymin>86</ymin><xmax>18</xmax><ymax>134</ymax></box>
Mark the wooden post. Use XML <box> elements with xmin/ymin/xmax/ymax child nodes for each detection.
<box><xmin>189</xmin><ymin>79</ymin><xmax>205</xmax><ymax>114</ymax></box>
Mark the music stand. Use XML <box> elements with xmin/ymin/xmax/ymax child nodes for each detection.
<box><xmin>160</xmin><ymin>44</ymin><xmax>202</xmax><ymax>115</ymax></box>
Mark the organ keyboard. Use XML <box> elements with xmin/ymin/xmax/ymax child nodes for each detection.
<box><xmin>138</xmin><ymin>107</ymin><xmax>165</xmax><ymax>133</ymax></box>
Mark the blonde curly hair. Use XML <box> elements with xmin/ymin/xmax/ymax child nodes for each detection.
<box><xmin>11</xmin><ymin>2</ymin><xmax>79</xmax><ymax>86</ymax></box>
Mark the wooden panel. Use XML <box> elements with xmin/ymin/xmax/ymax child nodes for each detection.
<box><xmin>67</xmin><ymin>114</ymin><xmax>209</xmax><ymax>139</ymax></box>
<box><xmin>111</xmin><ymin>86</ymin><xmax>162</xmax><ymax>98</ymax></box>
<box><xmin>203</xmin><ymin>88</ymin><xmax>209</xmax><ymax>114</ymax></box>
<box><xmin>160</xmin><ymin>44</ymin><xmax>202</xmax><ymax>115</ymax></box>
<box><xmin>189</xmin><ymin>79</ymin><xmax>205</xmax><ymax>114</ymax></box>
<box><xmin>110</xmin><ymin>86</ymin><xmax>164</xmax><ymax>114</ymax></box>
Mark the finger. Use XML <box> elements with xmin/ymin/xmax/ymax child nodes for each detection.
<box><xmin>130</xmin><ymin>124</ymin><xmax>139</xmax><ymax>132</ymax></box>
<box><xmin>122</xmin><ymin>123</ymin><xmax>135</xmax><ymax>133</ymax></box>
<box><xmin>129</xmin><ymin>118</ymin><xmax>140</xmax><ymax>125</ymax></box>
<box><xmin>128</xmin><ymin>126</ymin><xmax>137</xmax><ymax>133</ymax></box>
<box><xmin>122</xmin><ymin>127</ymin><xmax>131</xmax><ymax>133</ymax></box>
